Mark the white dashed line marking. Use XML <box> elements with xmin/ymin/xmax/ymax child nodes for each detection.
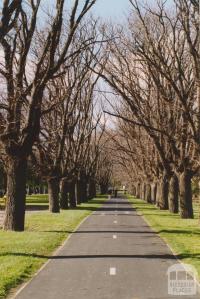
<box><xmin>113</xmin><ymin>235</ymin><xmax>117</xmax><ymax>239</ymax></box>
<box><xmin>110</xmin><ymin>267</ymin><xmax>116</xmax><ymax>275</ymax></box>
<box><xmin>114</xmin><ymin>220</ymin><xmax>117</xmax><ymax>224</ymax></box>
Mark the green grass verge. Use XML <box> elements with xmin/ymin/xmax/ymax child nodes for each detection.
<box><xmin>0</xmin><ymin>196</ymin><xmax>107</xmax><ymax>298</ymax></box>
<box><xmin>128</xmin><ymin>195</ymin><xmax>200</xmax><ymax>279</ymax></box>
<box><xmin>26</xmin><ymin>194</ymin><xmax>49</xmax><ymax>205</ymax></box>
<box><xmin>0</xmin><ymin>194</ymin><xmax>49</xmax><ymax>208</ymax></box>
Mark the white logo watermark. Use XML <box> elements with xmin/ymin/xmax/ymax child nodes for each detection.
<box><xmin>167</xmin><ymin>263</ymin><xmax>198</xmax><ymax>296</ymax></box>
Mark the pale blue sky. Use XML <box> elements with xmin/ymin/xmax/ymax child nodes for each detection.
<box><xmin>91</xmin><ymin>0</ymin><xmax>174</xmax><ymax>19</ymax></box>
<box><xmin>92</xmin><ymin>0</ymin><xmax>131</xmax><ymax>20</ymax></box>
<box><xmin>45</xmin><ymin>0</ymin><xmax>131</xmax><ymax>21</ymax></box>
<box><xmin>46</xmin><ymin>1</ymin><xmax>173</xmax><ymax>21</ymax></box>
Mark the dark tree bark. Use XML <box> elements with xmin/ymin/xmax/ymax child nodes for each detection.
<box><xmin>34</xmin><ymin>187</ymin><xmax>39</xmax><ymax>194</ymax></box>
<box><xmin>100</xmin><ymin>183</ymin><xmax>108</xmax><ymax>195</ymax></box>
<box><xmin>140</xmin><ymin>183</ymin><xmax>143</xmax><ymax>199</ymax></box>
<box><xmin>48</xmin><ymin>178</ymin><xmax>60</xmax><ymax>213</ymax></box>
<box><xmin>158</xmin><ymin>174</ymin><xmax>169</xmax><ymax>210</ymax></box>
<box><xmin>142</xmin><ymin>183</ymin><xmax>146</xmax><ymax>200</ymax></box>
<box><xmin>145</xmin><ymin>183</ymin><xmax>152</xmax><ymax>203</ymax></box>
<box><xmin>0</xmin><ymin>0</ymin><xmax>96</xmax><ymax>231</ymax></box>
<box><xmin>39</xmin><ymin>185</ymin><xmax>43</xmax><ymax>194</ymax></box>
<box><xmin>3</xmin><ymin>157</ymin><xmax>27</xmax><ymax>231</ymax></box>
<box><xmin>60</xmin><ymin>178</ymin><xmax>69</xmax><ymax>209</ymax></box>
<box><xmin>27</xmin><ymin>185</ymin><xmax>33</xmax><ymax>195</ymax></box>
<box><xmin>179</xmin><ymin>170</ymin><xmax>194</xmax><ymax>219</ymax></box>
<box><xmin>168</xmin><ymin>174</ymin><xmax>179</xmax><ymax>214</ymax></box>
<box><xmin>156</xmin><ymin>182</ymin><xmax>161</xmax><ymax>207</ymax></box>
<box><xmin>136</xmin><ymin>182</ymin><xmax>140</xmax><ymax>198</ymax></box>
<box><xmin>79</xmin><ymin>174</ymin><xmax>88</xmax><ymax>203</ymax></box>
<box><xmin>151</xmin><ymin>182</ymin><xmax>157</xmax><ymax>204</ymax></box>
<box><xmin>88</xmin><ymin>178</ymin><xmax>96</xmax><ymax>200</ymax></box>
<box><xmin>76</xmin><ymin>179</ymin><xmax>82</xmax><ymax>205</ymax></box>
<box><xmin>44</xmin><ymin>186</ymin><xmax>47</xmax><ymax>193</ymax></box>
<box><xmin>82</xmin><ymin>180</ymin><xmax>88</xmax><ymax>202</ymax></box>
<box><xmin>69</xmin><ymin>180</ymin><xmax>76</xmax><ymax>208</ymax></box>
<box><xmin>131</xmin><ymin>184</ymin><xmax>136</xmax><ymax>196</ymax></box>
<box><xmin>77</xmin><ymin>172</ymin><xmax>88</xmax><ymax>203</ymax></box>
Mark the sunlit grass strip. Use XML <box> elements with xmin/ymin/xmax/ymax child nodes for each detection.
<box><xmin>0</xmin><ymin>194</ymin><xmax>49</xmax><ymax>209</ymax></box>
<box><xmin>128</xmin><ymin>195</ymin><xmax>200</xmax><ymax>279</ymax></box>
<box><xmin>0</xmin><ymin>196</ymin><xmax>107</xmax><ymax>298</ymax></box>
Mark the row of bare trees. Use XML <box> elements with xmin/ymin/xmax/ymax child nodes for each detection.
<box><xmin>0</xmin><ymin>0</ymin><xmax>114</xmax><ymax>231</ymax></box>
<box><xmin>2</xmin><ymin>0</ymin><xmax>197</xmax><ymax>231</ymax></box>
<box><xmin>100</xmin><ymin>0</ymin><xmax>200</xmax><ymax>219</ymax></box>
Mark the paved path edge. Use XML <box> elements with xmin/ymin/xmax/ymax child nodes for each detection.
<box><xmin>128</xmin><ymin>197</ymin><xmax>200</xmax><ymax>292</ymax></box>
<box><xmin>8</xmin><ymin>212</ymin><xmax>93</xmax><ymax>299</ymax></box>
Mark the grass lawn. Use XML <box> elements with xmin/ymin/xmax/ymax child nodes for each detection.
<box><xmin>128</xmin><ymin>195</ymin><xmax>200</xmax><ymax>278</ymax></box>
<box><xmin>0</xmin><ymin>194</ymin><xmax>49</xmax><ymax>209</ymax></box>
<box><xmin>26</xmin><ymin>194</ymin><xmax>49</xmax><ymax>205</ymax></box>
<box><xmin>0</xmin><ymin>195</ymin><xmax>107</xmax><ymax>298</ymax></box>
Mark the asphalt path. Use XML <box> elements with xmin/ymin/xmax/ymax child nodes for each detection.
<box><xmin>14</xmin><ymin>196</ymin><xmax>200</xmax><ymax>299</ymax></box>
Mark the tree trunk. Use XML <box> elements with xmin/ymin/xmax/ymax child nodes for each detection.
<box><xmin>69</xmin><ymin>180</ymin><xmax>76</xmax><ymax>208</ymax></box>
<box><xmin>34</xmin><ymin>186</ymin><xmax>38</xmax><ymax>194</ymax></box>
<box><xmin>39</xmin><ymin>185</ymin><xmax>43</xmax><ymax>194</ymax></box>
<box><xmin>156</xmin><ymin>182</ymin><xmax>160</xmax><ymax>207</ymax></box>
<box><xmin>76</xmin><ymin>177</ymin><xmax>88</xmax><ymax>203</ymax></box>
<box><xmin>139</xmin><ymin>183</ymin><xmax>143</xmax><ymax>199</ymax></box>
<box><xmin>88</xmin><ymin>179</ymin><xmax>96</xmax><ymax>200</ymax></box>
<box><xmin>151</xmin><ymin>183</ymin><xmax>157</xmax><ymax>204</ymax></box>
<box><xmin>100</xmin><ymin>183</ymin><xmax>108</xmax><ymax>195</ymax></box>
<box><xmin>158</xmin><ymin>175</ymin><xmax>169</xmax><ymax>210</ymax></box>
<box><xmin>145</xmin><ymin>183</ymin><xmax>152</xmax><ymax>203</ymax></box>
<box><xmin>179</xmin><ymin>171</ymin><xmax>194</xmax><ymax>219</ymax></box>
<box><xmin>76</xmin><ymin>180</ymin><xmax>82</xmax><ymax>205</ymax></box>
<box><xmin>77</xmin><ymin>172</ymin><xmax>88</xmax><ymax>203</ymax></box>
<box><xmin>168</xmin><ymin>174</ymin><xmax>179</xmax><ymax>214</ymax></box>
<box><xmin>3</xmin><ymin>157</ymin><xmax>27</xmax><ymax>231</ymax></box>
<box><xmin>60</xmin><ymin>178</ymin><xmax>69</xmax><ymax>209</ymax></box>
<box><xmin>83</xmin><ymin>180</ymin><xmax>88</xmax><ymax>202</ymax></box>
<box><xmin>43</xmin><ymin>185</ymin><xmax>47</xmax><ymax>194</ymax></box>
<box><xmin>132</xmin><ymin>184</ymin><xmax>136</xmax><ymax>196</ymax></box>
<box><xmin>48</xmin><ymin>178</ymin><xmax>60</xmax><ymax>213</ymax></box>
<box><xmin>136</xmin><ymin>182</ymin><xmax>140</xmax><ymax>198</ymax></box>
<box><xmin>142</xmin><ymin>183</ymin><xmax>146</xmax><ymax>200</ymax></box>
<box><xmin>27</xmin><ymin>185</ymin><xmax>31</xmax><ymax>195</ymax></box>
